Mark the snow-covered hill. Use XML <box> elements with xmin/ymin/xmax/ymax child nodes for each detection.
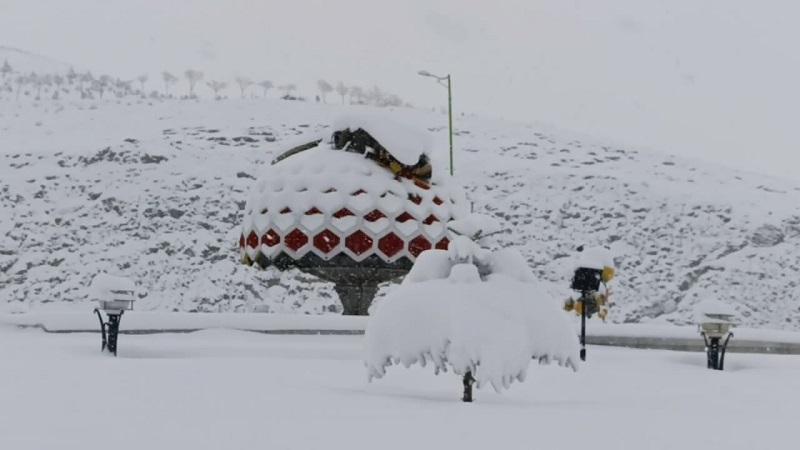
<box><xmin>1</xmin><ymin>98</ymin><xmax>799</xmax><ymax>329</ymax></box>
<box><xmin>0</xmin><ymin>46</ymin><xmax>72</xmax><ymax>74</ymax></box>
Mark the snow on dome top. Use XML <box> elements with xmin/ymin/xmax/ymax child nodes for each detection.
<box><xmin>694</xmin><ymin>298</ymin><xmax>737</xmax><ymax>322</ymax></box>
<box><xmin>91</xmin><ymin>273</ymin><xmax>136</xmax><ymax>298</ymax></box>
<box><xmin>245</xmin><ymin>145</ymin><xmax>465</xmax><ymax>224</ymax></box>
<box><xmin>331</xmin><ymin>113</ymin><xmax>432</xmax><ymax>166</ymax></box>
<box><xmin>576</xmin><ymin>246</ymin><xmax>614</xmax><ymax>270</ymax></box>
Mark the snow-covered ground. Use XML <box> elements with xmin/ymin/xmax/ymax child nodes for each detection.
<box><xmin>2</xmin><ymin>98</ymin><xmax>799</xmax><ymax>329</ymax></box>
<box><xmin>1</xmin><ymin>325</ymin><xmax>799</xmax><ymax>450</ymax></box>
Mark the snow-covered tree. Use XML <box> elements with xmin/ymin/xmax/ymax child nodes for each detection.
<box><xmin>52</xmin><ymin>74</ymin><xmax>64</xmax><ymax>100</ymax></box>
<box><xmin>66</xmin><ymin>67</ymin><xmax>77</xmax><ymax>85</ymax></box>
<box><xmin>257</xmin><ymin>80</ymin><xmax>273</xmax><ymax>98</ymax></box>
<box><xmin>317</xmin><ymin>79</ymin><xmax>333</xmax><ymax>103</ymax></box>
<box><xmin>0</xmin><ymin>60</ymin><xmax>11</xmax><ymax>79</ymax></box>
<box><xmin>278</xmin><ymin>83</ymin><xmax>297</xmax><ymax>99</ymax></box>
<box><xmin>366</xmin><ymin>85</ymin><xmax>384</xmax><ymax>106</ymax></box>
<box><xmin>115</xmin><ymin>78</ymin><xmax>133</xmax><ymax>97</ymax></box>
<box><xmin>184</xmin><ymin>69</ymin><xmax>203</xmax><ymax>98</ymax></box>
<box><xmin>91</xmin><ymin>76</ymin><xmax>110</xmax><ymax>99</ymax></box>
<box><xmin>365</xmin><ymin>215</ymin><xmax>579</xmax><ymax>402</ymax></box>
<box><xmin>136</xmin><ymin>74</ymin><xmax>148</xmax><ymax>94</ymax></box>
<box><xmin>206</xmin><ymin>80</ymin><xmax>227</xmax><ymax>99</ymax></box>
<box><xmin>29</xmin><ymin>73</ymin><xmax>43</xmax><ymax>100</ymax></box>
<box><xmin>349</xmin><ymin>85</ymin><xmax>365</xmax><ymax>104</ymax></box>
<box><xmin>161</xmin><ymin>71</ymin><xmax>177</xmax><ymax>97</ymax></box>
<box><xmin>235</xmin><ymin>76</ymin><xmax>253</xmax><ymax>99</ymax></box>
<box><xmin>335</xmin><ymin>81</ymin><xmax>348</xmax><ymax>104</ymax></box>
<box><xmin>382</xmin><ymin>94</ymin><xmax>403</xmax><ymax>107</ymax></box>
<box><xmin>14</xmin><ymin>74</ymin><xmax>24</xmax><ymax>100</ymax></box>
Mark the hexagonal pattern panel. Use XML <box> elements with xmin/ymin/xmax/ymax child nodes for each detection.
<box><xmin>408</xmin><ymin>235</ymin><xmax>432</xmax><ymax>257</ymax></box>
<box><xmin>423</xmin><ymin>214</ymin><xmax>439</xmax><ymax>225</ymax></box>
<box><xmin>378</xmin><ymin>232</ymin><xmax>404</xmax><ymax>258</ymax></box>
<box><xmin>313</xmin><ymin>229</ymin><xmax>340</xmax><ymax>254</ymax></box>
<box><xmin>396</xmin><ymin>212</ymin><xmax>415</xmax><ymax>223</ymax></box>
<box><xmin>242</xmin><ymin>174</ymin><xmax>463</xmax><ymax>267</ymax></box>
<box><xmin>364</xmin><ymin>210</ymin><xmax>386</xmax><ymax>222</ymax></box>
<box><xmin>284</xmin><ymin>229</ymin><xmax>309</xmax><ymax>251</ymax></box>
<box><xmin>333</xmin><ymin>208</ymin><xmax>354</xmax><ymax>219</ymax></box>
<box><xmin>346</xmin><ymin>230</ymin><xmax>373</xmax><ymax>255</ymax></box>
<box><xmin>246</xmin><ymin>231</ymin><xmax>260</xmax><ymax>248</ymax></box>
<box><xmin>262</xmin><ymin>229</ymin><xmax>280</xmax><ymax>247</ymax></box>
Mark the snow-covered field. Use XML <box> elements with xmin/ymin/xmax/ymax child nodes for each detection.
<box><xmin>1</xmin><ymin>325</ymin><xmax>798</xmax><ymax>450</ymax></box>
<box><xmin>2</xmin><ymin>97</ymin><xmax>800</xmax><ymax>329</ymax></box>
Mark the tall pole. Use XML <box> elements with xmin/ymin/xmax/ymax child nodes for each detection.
<box><xmin>580</xmin><ymin>292</ymin><xmax>587</xmax><ymax>361</ymax></box>
<box><xmin>447</xmin><ymin>75</ymin><xmax>453</xmax><ymax>176</ymax></box>
<box><xmin>418</xmin><ymin>70</ymin><xmax>454</xmax><ymax>176</ymax></box>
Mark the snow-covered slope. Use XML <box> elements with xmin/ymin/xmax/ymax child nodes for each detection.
<box><xmin>0</xmin><ymin>46</ymin><xmax>72</xmax><ymax>74</ymax></box>
<box><xmin>1</xmin><ymin>99</ymin><xmax>799</xmax><ymax>329</ymax></box>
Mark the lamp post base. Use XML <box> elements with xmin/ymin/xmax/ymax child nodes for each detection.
<box><xmin>94</xmin><ymin>309</ymin><xmax>124</xmax><ymax>356</ymax></box>
<box><xmin>462</xmin><ymin>371</ymin><xmax>475</xmax><ymax>402</ymax></box>
<box><xmin>702</xmin><ymin>332</ymin><xmax>733</xmax><ymax>370</ymax></box>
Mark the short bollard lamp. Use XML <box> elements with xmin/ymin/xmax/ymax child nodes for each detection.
<box><xmin>91</xmin><ymin>274</ymin><xmax>136</xmax><ymax>356</ymax></box>
<box><xmin>566</xmin><ymin>246</ymin><xmax>615</xmax><ymax>362</ymax></box>
<box><xmin>696</xmin><ymin>299</ymin><xmax>735</xmax><ymax>370</ymax></box>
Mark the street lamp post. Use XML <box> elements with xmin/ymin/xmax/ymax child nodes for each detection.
<box><xmin>418</xmin><ymin>70</ymin><xmax>454</xmax><ymax>176</ymax></box>
<box><xmin>696</xmin><ymin>299</ymin><xmax>736</xmax><ymax>370</ymax></box>
<box><xmin>91</xmin><ymin>274</ymin><xmax>136</xmax><ymax>356</ymax></box>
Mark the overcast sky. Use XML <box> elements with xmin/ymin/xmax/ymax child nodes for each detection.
<box><xmin>1</xmin><ymin>0</ymin><xmax>798</xmax><ymax>181</ymax></box>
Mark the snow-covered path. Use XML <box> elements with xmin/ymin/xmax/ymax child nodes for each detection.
<box><xmin>1</xmin><ymin>326</ymin><xmax>799</xmax><ymax>450</ymax></box>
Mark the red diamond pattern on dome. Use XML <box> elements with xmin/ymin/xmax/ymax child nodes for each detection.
<box><xmin>364</xmin><ymin>210</ymin><xmax>386</xmax><ymax>222</ymax></box>
<box><xmin>408</xmin><ymin>235</ymin><xmax>432</xmax><ymax>257</ymax></box>
<box><xmin>408</xmin><ymin>194</ymin><xmax>422</xmax><ymax>205</ymax></box>
<box><xmin>423</xmin><ymin>215</ymin><xmax>439</xmax><ymax>225</ymax></box>
<box><xmin>378</xmin><ymin>233</ymin><xmax>404</xmax><ymax>258</ymax></box>
<box><xmin>262</xmin><ymin>229</ymin><xmax>280</xmax><ymax>247</ymax></box>
<box><xmin>285</xmin><ymin>229</ymin><xmax>309</xmax><ymax>251</ymax></box>
<box><xmin>239</xmin><ymin>234</ymin><xmax>245</xmax><ymax>248</ymax></box>
<box><xmin>433</xmin><ymin>196</ymin><xmax>444</xmax><ymax>205</ymax></box>
<box><xmin>396</xmin><ymin>212</ymin><xmax>415</xmax><ymax>223</ymax></box>
<box><xmin>313</xmin><ymin>229</ymin><xmax>340</xmax><ymax>254</ymax></box>
<box><xmin>246</xmin><ymin>231</ymin><xmax>259</xmax><ymax>248</ymax></box>
<box><xmin>346</xmin><ymin>230</ymin><xmax>373</xmax><ymax>255</ymax></box>
<box><xmin>305</xmin><ymin>207</ymin><xmax>322</xmax><ymax>215</ymax></box>
<box><xmin>333</xmin><ymin>208</ymin><xmax>355</xmax><ymax>219</ymax></box>
<box><xmin>435</xmin><ymin>237</ymin><xmax>450</xmax><ymax>250</ymax></box>
<box><xmin>279</xmin><ymin>207</ymin><xmax>292</xmax><ymax>214</ymax></box>
<box><xmin>414</xmin><ymin>179</ymin><xmax>430</xmax><ymax>190</ymax></box>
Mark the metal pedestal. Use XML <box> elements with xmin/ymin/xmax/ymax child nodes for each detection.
<box><xmin>462</xmin><ymin>371</ymin><xmax>475</xmax><ymax>403</ymax></box>
<box><xmin>702</xmin><ymin>332</ymin><xmax>733</xmax><ymax>370</ymax></box>
<box><xmin>94</xmin><ymin>309</ymin><xmax>124</xmax><ymax>356</ymax></box>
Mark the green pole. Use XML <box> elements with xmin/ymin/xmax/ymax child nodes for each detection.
<box><xmin>447</xmin><ymin>74</ymin><xmax>453</xmax><ymax>176</ymax></box>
